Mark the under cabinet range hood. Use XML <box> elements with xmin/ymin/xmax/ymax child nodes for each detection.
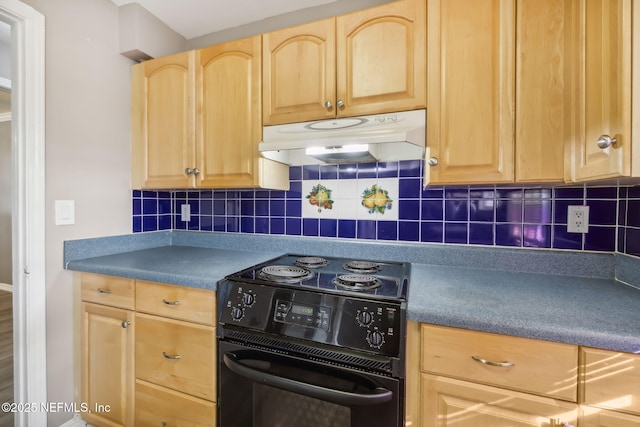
<box><xmin>259</xmin><ymin>109</ymin><xmax>426</xmax><ymax>165</ymax></box>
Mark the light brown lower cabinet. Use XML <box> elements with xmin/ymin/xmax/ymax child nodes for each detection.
<box><xmin>80</xmin><ymin>273</ymin><xmax>217</xmax><ymax>427</ymax></box>
<box><xmin>421</xmin><ymin>374</ymin><xmax>578</xmax><ymax>427</ymax></box>
<box><xmin>81</xmin><ymin>302</ymin><xmax>135</xmax><ymax>427</ymax></box>
<box><xmin>406</xmin><ymin>321</ymin><xmax>640</xmax><ymax>427</ymax></box>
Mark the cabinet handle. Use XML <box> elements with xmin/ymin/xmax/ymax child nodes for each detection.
<box><xmin>185</xmin><ymin>167</ymin><xmax>192</xmax><ymax>175</ymax></box>
<box><xmin>471</xmin><ymin>355</ymin><xmax>514</xmax><ymax>368</ymax></box>
<box><xmin>336</xmin><ymin>99</ymin><xmax>345</xmax><ymax>109</ymax></box>
<box><xmin>192</xmin><ymin>168</ymin><xmax>200</xmax><ymax>176</ymax></box>
<box><xmin>324</xmin><ymin>100</ymin><xmax>333</xmax><ymax>111</ymax></box>
<box><xmin>96</xmin><ymin>288</ymin><xmax>112</xmax><ymax>294</ymax></box>
<box><xmin>162</xmin><ymin>299</ymin><xmax>182</xmax><ymax>306</ymax></box>
<box><xmin>121</xmin><ymin>321</ymin><xmax>131</xmax><ymax>329</ymax></box>
<box><xmin>163</xmin><ymin>352</ymin><xmax>181</xmax><ymax>360</ymax></box>
<box><xmin>596</xmin><ymin>134</ymin><xmax>617</xmax><ymax>149</ymax></box>
<box><xmin>427</xmin><ymin>157</ymin><xmax>439</xmax><ymax>166</ymax></box>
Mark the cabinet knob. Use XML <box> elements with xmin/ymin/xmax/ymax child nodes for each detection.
<box><xmin>192</xmin><ymin>168</ymin><xmax>200</xmax><ymax>176</ymax></box>
<box><xmin>325</xmin><ymin>101</ymin><xmax>333</xmax><ymax>111</ymax></box>
<box><xmin>185</xmin><ymin>167</ymin><xmax>193</xmax><ymax>175</ymax></box>
<box><xmin>121</xmin><ymin>321</ymin><xmax>131</xmax><ymax>329</ymax></box>
<box><xmin>596</xmin><ymin>134</ymin><xmax>617</xmax><ymax>149</ymax></box>
<box><xmin>336</xmin><ymin>99</ymin><xmax>345</xmax><ymax>109</ymax></box>
<box><xmin>427</xmin><ymin>157</ymin><xmax>439</xmax><ymax>166</ymax></box>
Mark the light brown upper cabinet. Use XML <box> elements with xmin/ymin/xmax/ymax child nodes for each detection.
<box><xmin>565</xmin><ymin>0</ymin><xmax>637</xmax><ymax>182</ymax></box>
<box><xmin>262</xmin><ymin>0</ymin><xmax>426</xmax><ymax>125</ymax></box>
<box><xmin>426</xmin><ymin>0</ymin><xmax>567</xmax><ymax>185</ymax></box>
<box><xmin>132</xmin><ymin>37</ymin><xmax>288</xmax><ymax>190</ymax></box>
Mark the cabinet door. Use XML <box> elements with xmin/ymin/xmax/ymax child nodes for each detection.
<box><xmin>580</xmin><ymin>407</ymin><xmax>640</xmax><ymax>427</ymax></box>
<box><xmin>263</xmin><ymin>19</ymin><xmax>336</xmax><ymax>125</ymax></box>
<box><xmin>131</xmin><ymin>51</ymin><xmax>196</xmax><ymax>189</ymax></box>
<box><xmin>580</xmin><ymin>347</ymin><xmax>640</xmax><ymax>416</ymax></box>
<box><xmin>82</xmin><ymin>302</ymin><xmax>134</xmax><ymax>427</ymax></box>
<box><xmin>515</xmin><ymin>0</ymin><xmax>567</xmax><ymax>183</ymax></box>
<box><xmin>196</xmin><ymin>36</ymin><xmax>262</xmax><ymax>188</ymax></box>
<box><xmin>337</xmin><ymin>0</ymin><xmax>426</xmax><ymax>117</ymax></box>
<box><xmin>565</xmin><ymin>0</ymin><xmax>632</xmax><ymax>181</ymax></box>
<box><xmin>426</xmin><ymin>0</ymin><xmax>515</xmax><ymax>185</ymax></box>
<box><xmin>421</xmin><ymin>374</ymin><xmax>578</xmax><ymax>427</ymax></box>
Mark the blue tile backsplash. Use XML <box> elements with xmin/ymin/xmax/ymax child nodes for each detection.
<box><xmin>133</xmin><ymin>160</ymin><xmax>640</xmax><ymax>258</ymax></box>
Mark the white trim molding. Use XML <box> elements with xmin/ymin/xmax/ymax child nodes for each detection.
<box><xmin>0</xmin><ymin>111</ymin><xmax>10</xmax><ymax>122</ymax></box>
<box><xmin>0</xmin><ymin>1</ymin><xmax>48</xmax><ymax>426</ymax></box>
<box><xmin>59</xmin><ymin>414</ymin><xmax>88</xmax><ymax>427</ymax></box>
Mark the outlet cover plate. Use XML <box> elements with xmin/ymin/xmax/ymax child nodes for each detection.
<box><xmin>567</xmin><ymin>205</ymin><xmax>589</xmax><ymax>233</ymax></box>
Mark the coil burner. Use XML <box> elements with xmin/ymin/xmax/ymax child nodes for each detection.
<box><xmin>333</xmin><ymin>274</ymin><xmax>382</xmax><ymax>292</ymax></box>
<box><xmin>259</xmin><ymin>265</ymin><xmax>314</xmax><ymax>284</ymax></box>
<box><xmin>294</xmin><ymin>256</ymin><xmax>329</xmax><ymax>269</ymax></box>
<box><xmin>343</xmin><ymin>260</ymin><xmax>382</xmax><ymax>274</ymax></box>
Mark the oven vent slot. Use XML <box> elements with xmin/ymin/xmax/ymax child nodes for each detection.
<box><xmin>224</xmin><ymin>329</ymin><xmax>393</xmax><ymax>375</ymax></box>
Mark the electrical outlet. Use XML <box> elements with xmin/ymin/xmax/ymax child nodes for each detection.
<box><xmin>181</xmin><ymin>204</ymin><xmax>191</xmax><ymax>222</ymax></box>
<box><xmin>567</xmin><ymin>205</ymin><xmax>589</xmax><ymax>233</ymax></box>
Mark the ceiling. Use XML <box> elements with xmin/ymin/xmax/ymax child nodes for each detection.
<box><xmin>110</xmin><ymin>0</ymin><xmax>337</xmax><ymax>40</ymax></box>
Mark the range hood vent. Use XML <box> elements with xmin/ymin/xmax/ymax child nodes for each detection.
<box><xmin>259</xmin><ymin>109</ymin><xmax>426</xmax><ymax>165</ymax></box>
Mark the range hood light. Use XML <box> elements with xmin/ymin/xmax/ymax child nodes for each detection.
<box><xmin>306</xmin><ymin>144</ymin><xmax>369</xmax><ymax>155</ymax></box>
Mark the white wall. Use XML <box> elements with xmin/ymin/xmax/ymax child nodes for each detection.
<box><xmin>20</xmin><ymin>0</ymin><xmax>132</xmax><ymax>425</ymax></box>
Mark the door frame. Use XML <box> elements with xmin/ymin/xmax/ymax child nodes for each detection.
<box><xmin>0</xmin><ymin>1</ymin><xmax>47</xmax><ymax>425</ymax></box>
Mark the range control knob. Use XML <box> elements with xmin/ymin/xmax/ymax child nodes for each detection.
<box><xmin>367</xmin><ymin>330</ymin><xmax>385</xmax><ymax>348</ymax></box>
<box><xmin>231</xmin><ymin>307</ymin><xmax>244</xmax><ymax>320</ymax></box>
<box><xmin>356</xmin><ymin>311</ymin><xmax>374</xmax><ymax>327</ymax></box>
<box><xmin>242</xmin><ymin>293</ymin><xmax>255</xmax><ymax>306</ymax></box>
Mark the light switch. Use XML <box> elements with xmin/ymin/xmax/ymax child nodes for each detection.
<box><xmin>55</xmin><ymin>200</ymin><xmax>75</xmax><ymax>225</ymax></box>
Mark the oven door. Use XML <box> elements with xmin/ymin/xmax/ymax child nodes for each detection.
<box><xmin>218</xmin><ymin>340</ymin><xmax>402</xmax><ymax>427</ymax></box>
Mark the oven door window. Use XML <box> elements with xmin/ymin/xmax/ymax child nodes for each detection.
<box><xmin>218</xmin><ymin>342</ymin><xmax>401</xmax><ymax>427</ymax></box>
<box><xmin>254</xmin><ymin>384</ymin><xmax>350</xmax><ymax>427</ymax></box>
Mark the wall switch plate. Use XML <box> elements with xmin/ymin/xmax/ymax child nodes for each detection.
<box><xmin>54</xmin><ymin>200</ymin><xmax>75</xmax><ymax>225</ymax></box>
<box><xmin>181</xmin><ymin>204</ymin><xmax>191</xmax><ymax>222</ymax></box>
<box><xmin>567</xmin><ymin>205</ymin><xmax>589</xmax><ymax>233</ymax></box>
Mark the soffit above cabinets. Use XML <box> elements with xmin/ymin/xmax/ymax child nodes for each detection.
<box><xmin>110</xmin><ymin>0</ymin><xmax>337</xmax><ymax>40</ymax></box>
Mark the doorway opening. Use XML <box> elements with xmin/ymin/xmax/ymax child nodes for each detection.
<box><xmin>0</xmin><ymin>1</ymin><xmax>47</xmax><ymax>426</ymax></box>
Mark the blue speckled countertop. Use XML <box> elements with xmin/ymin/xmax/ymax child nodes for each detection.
<box><xmin>65</xmin><ymin>231</ymin><xmax>640</xmax><ymax>354</ymax></box>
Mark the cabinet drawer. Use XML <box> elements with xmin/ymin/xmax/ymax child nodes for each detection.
<box><xmin>581</xmin><ymin>347</ymin><xmax>640</xmax><ymax>416</ymax></box>
<box><xmin>135</xmin><ymin>379</ymin><xmax>216</xmax><ymax>427</ymax></box>
<box><xmin>135</xmin><ymin>313</ymin><xmax>216</xmax><ymax>401</ymax></box>
<box><xmin>421</xmin><ymin>324</ymin><xmax>578</xmax><ymax>401</ymax></box>
<box><xmin>136</xmin><ymin>281</ymin><xmax>216</xmax><ymax>325</ymax></box>
<box><xmin>580</xmin><ymin>406</ymin><xmax>640</xmax><ymax>427</ymax></box>
<box><xmin>81</xmin><ymin>273</ymin><xmax>135</xmax><ymax>310</ymax></box>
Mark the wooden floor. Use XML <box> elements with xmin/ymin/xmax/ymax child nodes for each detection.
<box><xmin>0</xmin><ymin>290</ymin><xmax>13</xmax><ymax>426</ymax></box>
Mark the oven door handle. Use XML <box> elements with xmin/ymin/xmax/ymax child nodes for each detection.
<box><xmin>223</xmin><ymin>352</ymin><xmax>393</xmax><ymax>406</ymax></box>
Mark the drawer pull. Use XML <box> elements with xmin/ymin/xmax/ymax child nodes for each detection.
<box><xmin>162</xmin><ymin>352</ymin><xmax>181</xmax><ymax>360</ymax></box>
<box><xmin>97</xmin><ymin>288</ymin><xmax>112</xmax><ymax>294</ymax></box>
<box><xmin>121</xmin><ymin>321</ymin><xmax>131</xmax><ymax>329</ymax></box>
<box><xmin>162</xmin><ymin>299</ymin><xmax>182</xmax><ymax>306</ymax></box>
<box><xmin>471</xmin><ymin>355</ymin><xmax>514</xmax><ymax>368</ymax></box>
